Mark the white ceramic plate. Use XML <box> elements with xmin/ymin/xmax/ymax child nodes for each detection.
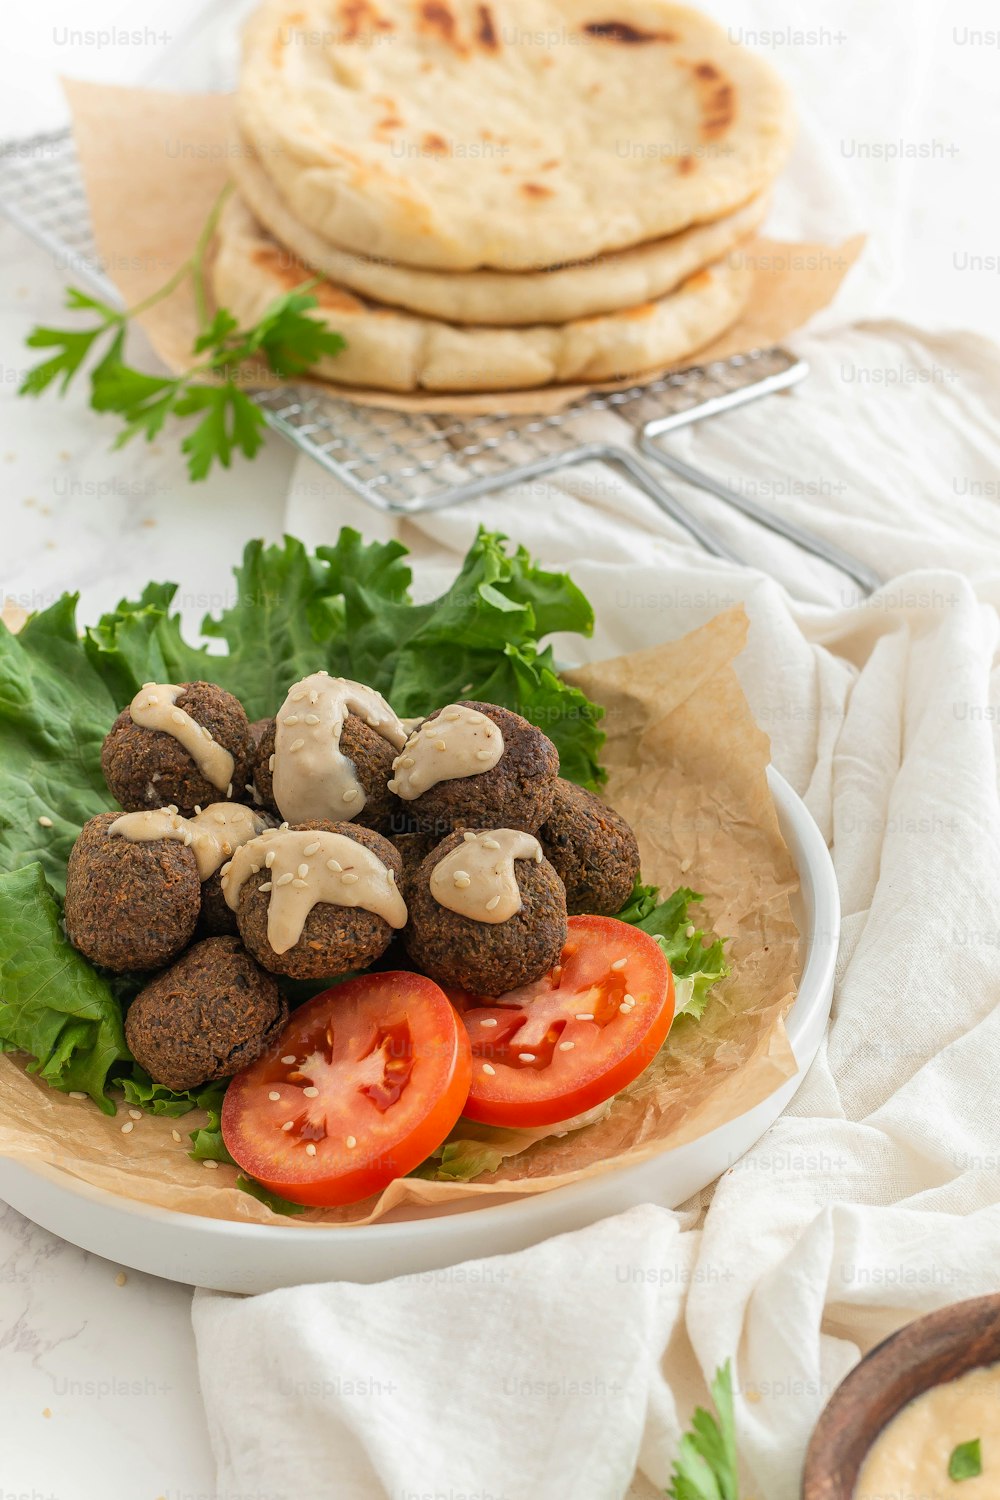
<box><xmin>0</xmin><ymin>767</ymin><xmax>838</xmax><ymax>1291</ymax></box>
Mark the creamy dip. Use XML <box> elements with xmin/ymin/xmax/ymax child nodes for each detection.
<box><xmin>221</xmin><ymin>827</ymin><xmax>407</xmax><ymax>954</ymax></box>
<box><xmin>130</xmin><ymin>683</ymin><xmax>234</xmax><ymax>793</ymax></box>
<box><xmin>389</xmin><ymin>704</ymin><xmax>503</xmax><ymax>800</ymax></box>
<box><xmin>108</xmin><ymin>804</ymin><xmax>269</xmax><ymax>880</ymax></box>
<box><xmin>270</xmin><ymin>672</ymin><xmax>406</xmax><ymax>824</ymax></box>
<box><xmin>429</xmin><ymin>828</ymin><xmax>542</xmax><ymax>924</ymax></box>
<box><xmin>855</xmin><ymin>1363</ymin><xmax>1000</xmax><ymax>1500</ymax></box>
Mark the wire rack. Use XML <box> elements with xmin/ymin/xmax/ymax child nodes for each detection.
<box><xmin>0</xmin><ymin>124</ymin><xmax>818</xmax><ymax>539</ymax></box>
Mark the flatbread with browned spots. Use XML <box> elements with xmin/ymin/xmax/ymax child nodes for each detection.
<box><xmin>231</xmin><ymin>137</ymin><xmax>769</xmax><ymax>324</ymax></box>
<box><xmin>237</xmin><ymin>0</ymin><xmax>793</xmax><ymax>271</ymax></box>
<box><xmin>212</xmin><ymin>193</ymin><xmax>754</xmax><ymax>392</ymax></box>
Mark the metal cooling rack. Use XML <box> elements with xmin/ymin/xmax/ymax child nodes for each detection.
<box><xmin>0</xmin><ymin>125</ymin><xmax>881</xmax><ymax>592</ymax></box>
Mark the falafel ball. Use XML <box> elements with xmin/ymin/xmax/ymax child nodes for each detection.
<box><xmin>234</xmin><ymin>820</ymin><xmax>403</xmax><ymax>980</ymax></box>
<box><xmin>64</xmin><ymin>812</ymin><xmax>201</xmax><ymax>972</ymax></box>
<box><xmin>404</xmin><ymin>830</ymin><xmax>567</xmax><ymax>995</ymax></box>
<box><xmin>394</xmin><ymin>701</ymin><xmax>559</xmax><ymax>837</ymax></box>
<box><xmin>538</xmin><ymin>778</ymin><xmax>641</xmax><ymax>916</ymax></box>
<box><xmin>125</xmin><ymin>936</ymin><xmax>287</xmax><ymax>1091</ymax></box>
<box><xmin>101</xmin><ymin>681</ymin><xmax>254</xmax><ymax>818</ymax></box>
<box><xmin>252</xmin><ymin>716</ymin><xmax>397</xmax><ymax>829</ymax></box>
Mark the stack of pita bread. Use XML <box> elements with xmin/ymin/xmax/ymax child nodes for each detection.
<box><xmin>215</xmin><ymin>0</ymin><xmax>795</xmax><ymax>395</ymax></box>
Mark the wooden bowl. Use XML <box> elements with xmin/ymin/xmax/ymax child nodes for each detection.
<box><xmin>802</xmin><ymin>1294</ymin><xmax>1000</xmax><ymax>1499</ymax></box>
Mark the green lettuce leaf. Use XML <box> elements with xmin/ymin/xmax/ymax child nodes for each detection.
<box><xmin>617</xmin><ymin>882</ymin><xmax>729</xmax><ymax>1020</ymax></box>
<box><xmin>181</xmin><ymin>1079</ymin><xmax>307</xmax><ymax>1215</ymax></box>
<box><xmin>90</xmin><ymin>528</ymin><xmax>605</xmax><ymax>784</ymax></box>
<box><xmin>0</xmin><ymin>863</ymin><xmax>130</xmax><ymax>1111</ymax></box>
<box><xmin>0</xmin><ymin>596</ymin><xmax>119</xmax><ymax>894</ymax></box>
<box><xmin>413</xmin><ymin>1106</ymin><xmax>612</xmax><ymax>1182</ymax></box>
<box><xmin>187</xmin><ymin>1089</ymin><xmax>234</xmax><ymax>1164</ymax></box>
<box><xmin>121</xmin><ymin>1067</ymin><xmax>224</xmax><ymax>1119</ymax></box>
<box><xmin>235</xmin><ymin>1174</ymin><xmax>308</xmax><ymax>1217</ymax></box>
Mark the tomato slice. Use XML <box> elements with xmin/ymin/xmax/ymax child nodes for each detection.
<box><xmin>221</xmin><ymin>972</ymin><xmax>472</xmax><ymax>1207</ymax></box>
<box><xmin>450</xmin><ymin>916</ymin><xmax>674</xmax><ymax>1128</ymax></box>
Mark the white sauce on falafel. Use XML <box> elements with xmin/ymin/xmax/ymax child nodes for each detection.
<box><xmin>109</xmin><ymin>804</ymin><xmax>269</xmax><ymax>881</ymax></box>
<box><xmin>130</xmin><ymin>683</ymin><xmax>235</xmax><ymax>793</ymax></box>
<box><xmin>271</xmin><ymin>673</ymin><xmax>407</xmax><ymax>824</ymax></box>
<box><xmin>389</xmin><ymin>705</ymin><xmax>504</xmax><ymax>800</ymax></box>
<box><xmin>430</xmin><ymin>829</ymin><xmax>542</xmax><ymax>924</ymax></box>
<box><xmin>220</xmin><ymin>828</ymin><xmax>407</xmax><ymax>955</ymax></box>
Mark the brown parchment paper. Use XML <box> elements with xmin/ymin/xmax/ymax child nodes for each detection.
<box><xmin>0</xmin><ymin>608</ymin><xmax>801</xmax><ymax>1226</ymax></box>
<box><xmin>61</xmin><ymin>78</ymin><xmax>863</xmax><ymax>416</ymax></box>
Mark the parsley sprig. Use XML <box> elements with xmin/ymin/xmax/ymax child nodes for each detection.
<box><xmin>667</xmin><ymin>1362</ymin><xmax>740</xmax><ymax>1500</ymax></box>
<box><xmin>18</xmin><ymin>185</ymin><xmax>346</xmax><ymax>481</ymax></box>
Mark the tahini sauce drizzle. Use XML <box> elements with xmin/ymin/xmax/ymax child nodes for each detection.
<box><xmin>130</xmin><ymin>683</ymin><xmax>234</xmax><ymax>793</ymax></box>
<box><xmin>855</xmin><ymin>1362</ymin><xmax>1000</xmax><ymax>1499</ymax></box>
<box><xmin>108</xmin><ymin>804</ymin><xmax>269</xmax><ymax>881</ymax></box>
<box><xmin>271</xmin><ymin>672</ymin><xmax>406</xmax><ymax>823</ymax></box>
<box><xmin>221</xmin><ymin>828</ymin><xmax>407</xmax><ymax>954</ymax></box>
<box><xmin>430</xmin><ymin>829</ymin><xmax>542</xmax><ymax>924</ymax></box>
<box><xmin>389</xmin><ymin>704</ymin><xmax>503</xmax><ymax>800</ymax></box>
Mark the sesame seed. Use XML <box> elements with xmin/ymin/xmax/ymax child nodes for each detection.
<box><xmin>475</xmin><ymin>750</ymin><xmax>493</xmax><ymax>761</ymax></box>
<box><xmin>453</xmin><ymin>869</ymin><xmax>471</xmax><ymax>884</ymax></box>
<box><xmin>467</xmin><ymin>713</ymin><xmax>484</xmax><ymax>724</ymax></box>
<box><xmin>303</xmin><ymin>1086</ymin><xmax>319</xmax><ymax>1098</ymax></box>
<box><xmin>482</xmin><ymin>1063</ymin><xmax>496</xmax><ymax>1075</ymax></box>
<box><xmin>115</xmin><ymin>1271</ymin><xmax>127</xmax><ymax>1287</ymax></box>
<box><xmin>435</xmin><ymin>740</ymin><xmax>447</xmax><ymax>752</ymax></box>
<box><xmin>128</xmin><ymin>1108</ymin><xmax>142</xmax><ymax>1121</ymax></box>
<box><xmin>284</xmin><ymin>715</ymin><xmax>300</xmax><ymax>727</ymax></box>
<box><xmin>265</xmin><ymin>850</ymin><xmax>276</xmax><ymax>867</ymax></box>
<box><xmin>37</xmin><ymin>815</ymin><xmax>53</xmax><ymax>828</ymax></box>
<box><xmin>171</xmin><ymin>1129</ymin><xmax>182</xmax><ymax>1142</ymax></box>
<box><xmin>292</xmin><ymin>878</ymin><xmax>308</xmax><ymax>889</ymax></box>
<box><xmin>309</xmin><ymin>691</ymin><xmax>319</xmax><ymax>705</ymax></box>
<box><xmin>486</xmin><ymin>894</ymin><xmax>501</xmax><ymax>911</ymax></box>
<box><xmin>518</xmin><ymin>1052</ymin><xmax>536</xmax><ymax>1062</ymax></box>
<box><xmin>343</xmin><ymin>788</ymin><xmax>359</xmax><ymax>802</ymax></box>
<box><xmin>194</xmin><ymin>805</ymin><xmax>202</xmax><ymax>816</ymax></box>
<box><xmin>170</xmin><ymin>709</ymin><xmax>186</xmax><ymax>725</ymax></box>
<box><xmin>387</xmin><ymin>869</ymin><xmax>396</xmax><ymax>882</ymax></box>
<box><xmin>346</xmin><ymin>1135</ymin><xmax>357</xmax><ymax>1148</ymax></box>
<box><xmin>268</xmin><ymin>1090</ymin><xmax>281</xmax><ymax>1101</ymax></box>
<box><xmin>559</xmin><ymin>1040</ymin><xmax>575</xmax><ymax>1051</ymax></box>
<box><xmin>366</xmin><ymin>715</ymin><xmax>380</xmax><ymax>728</ymax></box>
<box><xmin>463</xmin><ymin>831</ymin><xmax>477</xmax><ymax>841</ymax></box>
<box><xmin>341</xmin><ymin>871</ymin><xmax>359</xmax><ymax>884</ymax></box>
<box><xmin>686</xmin><ymin>924</ymin><xmax>696</xmax><ymax>938</ymax></box>
<box><xmin>275</xmin><ymin>873</ymin><xmax>293</xmax><ymax>887</ymax></box>
<box><xmin>121</xmin><ymin>1121</ymin><xmax>134</xmax><ymax>1134</ymax></box>
<box><xmin>279</xmin><ymin>822</ymin><xmax>289</xmax><ymax>831</ymax></box>
<box><xmin>297</xmin><ymin>862</ymin><xmax>309</xmax><ymax>879</ymax></box>
<box><xmin>281</xmin><ymin>1055</ymin><xmax>296</xmax><ymax>1064</ymax></box>
<box><xmin>258</xmin><ymin>881</ymin><xmax>273</xmax><ymax>892</ymax></box>
<box><xmin>326</xmin><ymin>858</ymin><xmax>342</xmax><ymax>872</ymax></box>
<box><xmin>281</xmin><ymin>1120</ymin><xmax>294</xmax><ymax>1131</ymax></box>
<box><xmin>401</xmin><ymin>756</ymin><xmax>415</xmax><ymax>768</ymax></box>
<box><xmin>226</xmin><ymin>783</ymin><xmax>233</xmax><ymax>798</ymax></box>
<box><xmin>444</xmin><ymin>710</ymin><xmax>462</xmax><ymax>722</ymax></box>
<box><xmin>480</xmin><ymin>1017</ymin><xmax>498</xmax><ymax>1027</ymax></box>
<box><xmin>611</xmin><ymin>958</ymin><xmax>627</xmax><ymax>971</ymax></box>
<box><xmin>291</xmin><ymin>690</ymin><xmax>306</xmax><ymax>702</ymax></box>
<box><xmin>481</xmin><ymin>837</ymin><xmax>500</xmax><ymax>849</ymax></box>
<box><xmin>623</xmin><ymin>994</ymin><xmax>636</xmax><ymax>1006</ymax></box>
<box><xmin>305</xmin><ymin>1143</ymin><xmax>317</xmax><ymax>1156</ymax></box>
<box><xmin>289</xmin><ymin>738</ymin><xmax>305</xmax><ymax>752</ymax></box>
<box><xmin>304</xmin><ymin>714</ymin><xmax>320</xmax><ymax>726</ymax></box>
<box><xmin>575</xmin><ymin>1013</ymin><xmax>594</xmax><ymax>1022</ymax></box>
<box><xmin>268</xmin><ymin>755</ymin><xmax>275</xmax><ymax>772</ymax></box>
<box><xmin>69</xmin><ymin>1090</ymin><xmax>87</xmax><ymax>1100</ymax></box>
<box><xmin>183</xmin><ymin>832</ymin><xmax>193</xmax><ymax>846</ymax></box>
<box><xmin>203</xmin><ymin>1159</ymin><xmax>219</xmax><ymax>1170</ymax></box>
<box><xmin>619</xmin><ymin>1003</ymin><xmax>632</xmax><ymax>1015</ymax></box>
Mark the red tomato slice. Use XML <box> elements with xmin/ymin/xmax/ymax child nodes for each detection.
<box><xmin>222</xmin><ymin>972</ymin><xmax>472</xmax><ymax>1207</ymax></box>
<box><xmin>450</xmin><ymin>916</ymin><xmax>674</xmax><ymax>1128</ymax></box>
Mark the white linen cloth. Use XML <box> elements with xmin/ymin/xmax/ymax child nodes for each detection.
<box><xmin>194</xmin><ymin>314</ymin><xmax>1000</xmax><ymax>1500</ymax></box>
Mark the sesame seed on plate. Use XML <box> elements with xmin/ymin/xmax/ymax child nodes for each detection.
<box><xmin>69</xmin><ymin>1091</ymin><xmax>87</xmax><ymax>1100</ymax></box>
<box><xmin>171</xmin><ymin>1129</ymin><xmax>182</xmax><ymax>1143</ymax></box>
<box><xmin>128</xmin><ymin>1108</ymin><xmax>142</xmax><ymax>1120</ymax></box>
<box><xmin>120</xmin><ymin>1121</ymin><xmax>134</xmax><ymax>1134</ymax></box>
<box><xmin>203</xmin><ymin>1159</ymin><xmax>219</xmax><ymax>1169</ymax></box>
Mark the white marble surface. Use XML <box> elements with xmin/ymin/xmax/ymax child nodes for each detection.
<box><xmin>1</xmin><ymin>2</ymin><xmax>999</xmax><ymax>1497</ymax></box>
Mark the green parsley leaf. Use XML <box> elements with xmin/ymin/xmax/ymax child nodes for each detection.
<box><xmin>668</xmin><ymin>1361</ymin><xmax>740</xmax><ymax>1500</ymax></box>
<box><xmin>949</xmin><ymin>1440</ymin><xmax>983</xmax><ymax>1482</ymax></box>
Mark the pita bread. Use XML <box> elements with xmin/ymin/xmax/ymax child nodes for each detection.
<box><xmin>237</xmin><ymin>0</ymin><xmax>793</xmax><ymax>270</ymax></box>
<box><xmin>230</xmin><ymin>138</ymin><xmax>768</xmax><ymax>325</ymax></box>
<box><xmin>212</xmin><ymin>193</ymin><xmax>754</xmax><ymax>393</ymax></box>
